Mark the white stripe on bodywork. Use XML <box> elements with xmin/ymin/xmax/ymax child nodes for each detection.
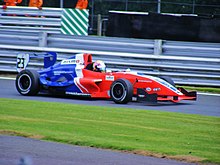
<box><xmin>75</xmin><ymin>54</ymin><xmax>84</xmax><ymax>78</ymax></box>
<box><xmin>148</xmin><ymin>76</ymin><xmax>183</xmax><ymax>95</ymax></box>
<box><xmin>73</xmin><ymin>54</ymin><xmax>89</xmax><ymax>93</ymax></box>
<box><xmin>122</xmin><ymin>71</ymin><xmax>183</xmax><ymax>95</ymax></box>
<box><xmin>74</xmin><ymin>77</ymin><xmax>89</xmax><ymax>93</ymax></box>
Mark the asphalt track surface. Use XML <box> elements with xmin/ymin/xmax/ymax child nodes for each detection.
<box><xmin>0</xmin><ymin>135</ymin><xmax>195</xmax><ymax>165</ymax></box>
<box><xmin>1</xmin><ymin>78</ymin><xmax>220</xmax><ymax>165</ymax></box>
<box><xmin>1</xmin><ymin>79</ymin><xmax>220</xmax><ymax>117</ymax></box>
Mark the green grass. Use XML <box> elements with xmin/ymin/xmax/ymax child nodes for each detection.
<box><xmin>0</xmin><ymin>98</ymin><xmax>220</xmax><ymax>164</ymax></box>
<box><xmin>178</xmin><ymin>86</ymin><xmax>220</xmax><ymax>94</ymax></box>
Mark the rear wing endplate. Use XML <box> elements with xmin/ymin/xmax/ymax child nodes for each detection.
<box><xmin>16</xmin><ymin>52</ymin><xmax>57</xmax><ymax>72</ymax></box>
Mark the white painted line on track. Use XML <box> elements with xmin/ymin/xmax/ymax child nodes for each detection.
<box><xmin>0</xmin><ymin>77</ymin><xmax>16</xmax><ymax>80</ymax></box>
<box><xmin>198</xmin><ymin>92</ymin><xmax>220</xmax><ymax>97</ymax></box>
<box><xmin>0</xmin><ymin>77</ymin><xmax>220</xmax><ymax>96</ymax></box>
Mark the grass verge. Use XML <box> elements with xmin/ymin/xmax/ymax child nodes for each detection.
<box><xmin>0</xmin><ymin>98</ymin><xmax>219</xmax><ymax>164</ymax></box>
<box><xmin>177</xmin><ymin>86</ymin><xmax>220</xmax><ymax>94</ymax></box>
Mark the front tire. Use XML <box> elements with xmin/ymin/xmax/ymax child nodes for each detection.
<box><xmin>110</xmin><ymin>79</ymin><xmax>133</xmax><ymax>104</ymax></box>
<box><xmin>159</xmin><ymin>76</ymin><xmax>175</xmax><ymax>87</ymax></box>
<box><xmin>16</xmin><ymin>70</ymin><xmax>40</xmax><ymax>96</ymax></box>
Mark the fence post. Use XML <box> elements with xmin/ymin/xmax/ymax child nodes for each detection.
<box><xmin>154</xmin><ymin>39</ymin><xmax>162</xmax><ymax>55</ymax></box>
<box><xmin>157</xmin><ymin>0</ymin><xmax>161</xmax><ymax>13</ymax></box>
<box><xmin>97</xmin><ymin>14</ymin><xmax>102</xmax><ymax>36</ymax></box>
<box><xmin>39</xmin><ymin>32</ymin><xmax>48</xmax><ymax>47</ymax></box>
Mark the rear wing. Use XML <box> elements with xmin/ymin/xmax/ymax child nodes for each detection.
<box><xmin>16</xmin><ymin>52</ymin><xmax>57</xmax><ymax>72</ymax></box>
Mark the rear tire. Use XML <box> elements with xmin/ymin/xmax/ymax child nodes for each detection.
<box><xmin>110</xmin><ymin>79</ymin><xmax>133</xmax><ymax>104</ymax></box>
<box><xmin>16</xmin><ymin>70</ymin><xmax>40</xmax><ymax>96</ymax></box>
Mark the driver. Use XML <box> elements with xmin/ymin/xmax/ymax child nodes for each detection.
<box><xmin>86</xmin><ymin>60</ymin><xmax>106</xmax><ymax>72</ymax></box>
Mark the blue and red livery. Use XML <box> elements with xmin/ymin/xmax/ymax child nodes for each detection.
<box><xmin>15</xmin><ymin>52</ymin><xmax>197</xmax><ymax>104</ymax></box>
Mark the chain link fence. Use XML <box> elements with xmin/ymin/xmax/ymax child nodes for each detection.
<box><xmin>89</xmin><ymin>0</ymin><xmax>220</xmax><ymax>34</ymax></box>
<box><xmin>1</xmin><ymin>0</ymin><xmax>219</xmax><ymax>34</ymax></box>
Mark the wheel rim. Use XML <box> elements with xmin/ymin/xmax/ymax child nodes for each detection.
<box><xmin>18</xmin><ymin>74</ymin><xmax>32</xmax><ymax>92</ymax></box>
<box><xmin>112</xmin><ymin>82</ymin><xmax>126</xmax><ymax>101</ymax></box>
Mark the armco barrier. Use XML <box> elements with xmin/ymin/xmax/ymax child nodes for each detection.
<box><xmin>0</xmin><ymin>30</ymin><xmax>219</xmax><ymax>87</ymax></box>
<box><xmin>0</xmin><ymin>6</ymin><xmax>62</xmax><ymax>33</ymax></box>
<box><xmin>0</xmin><ymin>6</ymin><xmax>89</xmax><ymax>35</ymax></box>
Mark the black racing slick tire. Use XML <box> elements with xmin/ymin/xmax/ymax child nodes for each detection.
<box><xmin>159</xmin><ymin>76</ymin><xmax>175</xmax><ymax>87</ymax></box>
<box><xmin>110</xmin><ymin>79</ymin><xmax>133</xmax><ymax>104</ymax></box>
<box><xmin>16</xmin><ymin>70</ymin><xmax>40</xmax><ymax>96</ymax></box>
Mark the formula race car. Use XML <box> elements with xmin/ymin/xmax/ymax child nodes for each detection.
<box><xmin>15</xmin><ymin>52</ymin><xmax>196</xmax><ymax>104</ymax></box>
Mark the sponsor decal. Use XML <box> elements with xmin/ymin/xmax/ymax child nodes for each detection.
<box><xmin>138</xmin><ymin>80</ymin><xmax>152</xmax><ymax>83</ymax></box>
<box><xmin>105</xmin><ymin>75</ymin><xmax>115</xmax><ymax>81</ymax></box>
<box><xmin>146</xmin><ymin>87</ymin><xmax>151</xmax><ymax>92</ymax></box>
<box><xmin>66</xmin><ymin>92</ymin><xmax>90</xmax><ymax>96</ymax></box>
<box><xmin>61</xmin><ymin>59</ymin><xmax>80</xmax><ymax>65</ymax></box>
<box><xmin>153</xmin><ymin>88</ymin><xmax>161</xmax><ymax>92</ymax></box>
<box><xmin>54</xmin><ymin>71</ymin><xmax>73</xmax><ymax>75</ymax></box>
<box><xmin>138</xmin><ymin>94</ymin><xmax>145</xmax><ymax>98</ymax></box>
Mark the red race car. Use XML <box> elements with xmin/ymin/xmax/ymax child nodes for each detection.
<box><xmin>15</xmin><ymin>53</ymin><xmax>197</xmax><ymax>104</ymax></box>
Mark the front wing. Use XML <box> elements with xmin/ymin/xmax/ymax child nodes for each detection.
<box><xmin>137</xmin><ymin>88</ymin><xmax>197</xmax><ymax>103</ymax></box>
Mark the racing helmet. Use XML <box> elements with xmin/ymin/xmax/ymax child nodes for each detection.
<box><xmin>93</xmin><ymin>60</ymin><xmax>106</xmax><ymax>72</ymax></box>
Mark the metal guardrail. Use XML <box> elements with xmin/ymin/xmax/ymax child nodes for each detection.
<box><xmin>0</xmin><ymin>29</ymin><xmax>219</xmax><ymax>87</ymax></box>
<box><xmin>0</xmin><ymin>6</ymin><xmax>62</xmax><ymax>33</ymax></box>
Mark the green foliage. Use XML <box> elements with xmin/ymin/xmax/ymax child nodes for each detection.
<box><xmin>0</xmin><ymin>98</ymin><xmax>220</xmax><ymax>163</ymax></box>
